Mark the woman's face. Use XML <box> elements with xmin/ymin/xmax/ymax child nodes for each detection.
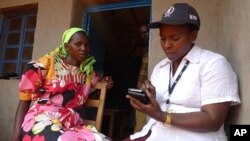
<box><xmin>159</xmin><ymin>24</ymin><xmax>197</xmax><ymax>62</ymax></box>
<box><xmin>65</xmin><ymin>32</ymin><xmax>90</xmax><ymax>65</ymax></box>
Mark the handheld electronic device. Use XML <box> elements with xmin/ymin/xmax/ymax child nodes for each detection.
<box><xmin>128</xmin><ymin>88</ymin><xmax>150</xmax><ymax>104</ymax></box>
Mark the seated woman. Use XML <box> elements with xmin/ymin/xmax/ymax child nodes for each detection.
<box><xmin>124</xmin><ymin>3</ymin><xmax>240</xmax><ymax>141</ymax></box>
<box><xmin>11</xmin><ymin>27</ymin><xmax>113</xmax><ymax>141</ymax></box>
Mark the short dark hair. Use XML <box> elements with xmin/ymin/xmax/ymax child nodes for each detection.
<box><xmin>184</xmin><ymin>23</ymin><xmax>199</xmax><ymax>32</ymax></box>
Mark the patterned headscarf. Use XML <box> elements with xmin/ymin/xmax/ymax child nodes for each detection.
<box><xmin>49</xmin><ymin>27</ymin><xmax>96</xmax><ymax>76</ymax></box>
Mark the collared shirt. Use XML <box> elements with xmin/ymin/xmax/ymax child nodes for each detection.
<box><xmin>130</xmin><ymin>46</ymin><xmax>241</xmax><ymax>141</ymax></box>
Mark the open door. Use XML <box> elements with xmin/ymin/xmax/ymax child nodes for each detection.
<box><xmin>83</xmin><ymin>0</ymin><xmax>151</xmax><ymax>139</ymax></box>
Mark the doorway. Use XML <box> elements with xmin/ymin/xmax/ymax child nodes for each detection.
<box><xmin>83</xmin><ymin>0</ymin><xmax>151</xmax><ymax>139</ymax></box>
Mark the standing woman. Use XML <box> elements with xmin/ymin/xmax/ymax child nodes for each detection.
<box><xmin>11</xmin><ymin>27</ymin><xmax>113</xmax><ymax>141</ymax></box>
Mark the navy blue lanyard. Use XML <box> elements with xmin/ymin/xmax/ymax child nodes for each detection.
<box><xmin>166</xmin><ymin>60</ymin><xmax>190</xmax><ymax>105</ymax></box>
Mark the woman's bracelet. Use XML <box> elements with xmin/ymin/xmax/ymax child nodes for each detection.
<box><xmin>165</xmin><ymin>110</ymin><xmax>172</xmax><ymax>126</ymax></box>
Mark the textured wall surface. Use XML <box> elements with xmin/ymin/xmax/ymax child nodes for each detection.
<box><xmin>0</xmin><ymin>80</ymin><xmax>19</xmax><ymax>141</ymax></box>
<box><xmin>0</xmin><ymin>0</ymin><xmax>249</xmax><ymax>140</ymax></box>
<box><xmin>217</xmin><ymin>0</ymin><xmax>250</xmax><ymax>124</ymax></box>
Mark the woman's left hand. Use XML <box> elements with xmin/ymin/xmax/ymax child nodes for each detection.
<box><xmin>126</xmin><ymin>80</ymin><xmax>163</xmax><ymax>119</ymax></box>
<box><xmin>102</xmin><ymin>76</ymin><xmax>113</xmax><ymax>89</ymax></box>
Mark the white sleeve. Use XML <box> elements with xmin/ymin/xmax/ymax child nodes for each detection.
<box><xmin>200</xmin><ymin>56</ymin><xmax>241</xmax><ymax>106</ymax></box>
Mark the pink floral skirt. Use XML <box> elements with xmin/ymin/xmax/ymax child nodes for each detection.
<box><xmin>21</xmin><ymin>103</ymin><xmax>95</xmax><ymax>141</ymax></box>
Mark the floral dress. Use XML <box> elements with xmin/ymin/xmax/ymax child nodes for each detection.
<box><xmin>19</xmin><ymin>53</ymin><xmax>99</xmax><ymax>141</ymax></box>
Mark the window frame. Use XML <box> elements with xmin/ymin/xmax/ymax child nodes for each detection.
<box><xmin>0</xmin><ymin>8</ymin><xmax>37</xmax><ymax>77</ymax></box>
<box><xmin>83</xmin><ymin>0</ymin><xmax>151</xmax><ymax>33</ymax></box>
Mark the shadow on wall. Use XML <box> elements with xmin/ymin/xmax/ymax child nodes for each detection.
<box><xmin>0</xmin><ymin>72</ymin><xmax>19</xmax><ymax>79</ymax></box>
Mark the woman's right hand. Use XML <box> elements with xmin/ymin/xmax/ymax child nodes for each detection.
<box><xmin>101</xmin><ymin>76</ymin><xmax>113</xmax><ymax>89</ymax></box>
<box><xmin>11</xmin><ymin>100</ymin><xmax>31</xmax><ymax>141</ymax></box>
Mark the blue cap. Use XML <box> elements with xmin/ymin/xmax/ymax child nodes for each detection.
<box><xmin>149</xmin><ymin>3</ymin><xmax>200</xmax><ymax>30</ymax></box>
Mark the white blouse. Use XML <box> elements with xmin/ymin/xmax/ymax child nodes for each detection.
<box><xmin>130</xmin><ymin>46</ymin><xmax>241</xmax><ymax>141</ymax></box>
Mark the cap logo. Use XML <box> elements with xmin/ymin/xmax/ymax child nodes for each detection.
<box><xmin>189</xmin><ymin>14</ymin><xmax>197</xmax><ymax>21</ymax></box>
<box><xmin>164</xmin><ymin>6</ymin><xmax>175</xmax><ymax>17</ymax></box>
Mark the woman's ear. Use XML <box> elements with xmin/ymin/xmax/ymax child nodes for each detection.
<box><xmin>64</xmin><ymin>43</ymin><xmax>70</xmax><ymax>52</ymax></box>
<box><xmin>191</xmin><ymin>31</ymin><xmax>198</xmax><ymax>42</ymax></box>
<box><xmin>64</xmin><ymin>43</ymin><xmax>70</xmax><ymax>54</ymax></box>
<box><xmin>64</xmin><ymin>43</ymin><xmax>69</xmax><ymax>49</ymax></box>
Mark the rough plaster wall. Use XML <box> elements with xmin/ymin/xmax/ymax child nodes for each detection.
<box><xmin>0</xmin><ymin>0</ymin><xmax>39</xmax><ymax>7</ymax></box>
<box><xmin>0</xmin><ymin>0</ymin><xmax>249</xmax><ymax>140</ymax></box>
<box><xmin>218</xmin><ymin>0</ymin><xmax>250</xmax><ymax>124</ymax></box>
<box><xmin>71</xmin><ymin>0</ymin><xmax>85</xmax><ymax>27</ymax></box>
<box><xmin>0</xmin><ymin>80</ymin><xmax>19</xmax><ymax>141</ymax></box>
<box><xmin>32</xmin><ymin>0</ymin><xmax>75</xmax><ymax>60</ymax></box>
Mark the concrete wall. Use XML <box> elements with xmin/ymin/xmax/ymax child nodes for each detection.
<box><xmin>149</xmin><ymin>0</ymin><xmax>248</xmax><ymax>127</ymax></box>
<box><xmin>217</xmin><ymin>0</ymin><xmax>250</xmax><ymax>124</ymax></box>
<box><xmin>0</xmin><ymin>0</ymin><xmax>249</xmax><ymax>140</ymax></box>
<box><xmin>0</xmin><ymin>0</ymin><xmax>84</xmax><ymax>140</ymax></box>
<box><xmin>0</xmin><ymin>80</ymin><xmax>19</xmax><ymax>141</ymax></box>
<box><xmin>32</xmin><ymin>0</ymin><xmax>83</xmax><ymax>60</ymax></box>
